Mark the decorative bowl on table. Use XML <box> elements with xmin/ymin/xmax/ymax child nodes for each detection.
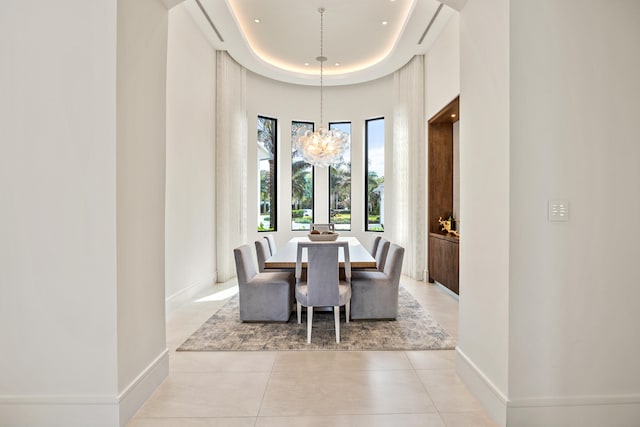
<box><xmin>307</xmin><ymin>231</ymin><xmax>339</xmax><ymax>242</ymax></box>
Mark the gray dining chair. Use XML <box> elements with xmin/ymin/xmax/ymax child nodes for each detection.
<box><xmin>350</xmin><ymin>243</ymin><xmax>405</xmax><ymax>320</ymax></box>
<box><xmin>254</xmin><ymin>239</ymin><xmax>271</xmax><ymax>273</ymax></box>
<box><xmin>264</xmin><ymin>234</ymin><xmax>277</xmax><ymax>255</ymax></box>
<box><xmin>295</xmin><ymin>241</ymin><xmax>351</xmax><ymax>343</ymax></box>
<box><xmin>368</xmin><ymin>235</ymin><xmax>382</xmax><ymax>256</ymax></box>
<box><xmin>234</xmin><ymin>245</ymin><xmax>294</xmax><ymax>322</ymax></box>
<box><xmin>374</xmin><ymin>238</ymin><xmax>390</xmax><ymax>271</ymax></box>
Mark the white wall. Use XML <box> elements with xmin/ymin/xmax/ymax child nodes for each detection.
<box><xmin>426</xmin><ymin>13</ymin><xmax>460</xmax><ymax>120</ymax></box>
<box><xmin>0</xmin><ymin>0</ymin><xmax>120</xmax><ymax>425</ymax></box>
<box><xmin>425</xmin><ymin>12</ymin><xmax>461</xmax><ymax>280</ymax></box>
<box><xmin>165</xmin><ymin>3</ymin><xmax>216</xmax><ymax>312</ymax></box>
<box><xmin>458</xmin><ymin>1</ymin><xmax>640</xmax><ymax>426</ymax></box>
<box><xmin>116</xmin><ymin>0</ymin><xmax>169</xmax><ymax>423</ymax></box>
<box><xmin>245</xmin><ymin>72</ymin><xmax>394</xmax><ymax>254</ymax></box>
<box><xmin>457</xmin><ymin>0</ymin><xmax>511</xmax><ymax>424</ymax></box>
<box><xmin>507</xmin><ymin>1</ymin><xmax>640</xmax><ymax>425</ymax></box>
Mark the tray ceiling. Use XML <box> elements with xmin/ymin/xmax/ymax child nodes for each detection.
<box><xmin>185</xmin><ymin>0</ymin><xmax>456</xmax><ymax>86</ymax></box>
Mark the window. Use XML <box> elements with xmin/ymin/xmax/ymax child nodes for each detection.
<box><xmin>328</xmin><ymin>122</ymin><xmax>351</xmax><ymax>231</ymax></box>
<box><xmin>258</xmin><ymin>116</ymin><xmax>277</xmax><ymax>231</ymax></box>
<box><xmin>291</xmin><ymin>121</ymin><xmax>314</xmax><ymax>230</ymax></box>
<box><xmin>366</xmin><ymin>118</ymin><xmax>384</xmax><ymax>231</ymax></box>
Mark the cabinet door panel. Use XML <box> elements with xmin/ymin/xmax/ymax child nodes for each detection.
<box><xmin>429</xmin><ymin>235</ymin><xmax>459</xmax><ymax>294</ymax></box>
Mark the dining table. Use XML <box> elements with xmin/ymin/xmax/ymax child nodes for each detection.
<box><xmin>264</xmin><ymin>236</ymin><xmax>376</xmax><ymax>269</ymax></box>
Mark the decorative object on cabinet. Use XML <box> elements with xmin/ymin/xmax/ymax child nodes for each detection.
<box><xmin>438</xmin><ymin>216</ymin><xmax>460</xmax><ymax>237</ymax></box>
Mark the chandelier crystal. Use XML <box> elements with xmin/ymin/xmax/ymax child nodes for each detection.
<box><xmin>294</xmin><ymin>8</ymin><xmax>349</xmax><ymax>168</ymax></box>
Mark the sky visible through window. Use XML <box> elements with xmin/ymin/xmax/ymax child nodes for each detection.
<box><xmin>367</xmin><ymin>119</ymin><xmax>384</xmax><ymax>177</ymax></box>
<box><xmin>366</xmin><ymin>118</ymin><xmax>384</xmax><ymax>232</ymax></box>
<box><xmin>329</xmin><ymin>122</ymin><xmax>351</xmax><ymax>231</ymax></box>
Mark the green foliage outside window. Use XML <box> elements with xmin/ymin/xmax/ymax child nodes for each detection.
<box><xmin>258</xmin><ymin>116</ymin><xmax>277</xmax><ymax>232</ymax></box>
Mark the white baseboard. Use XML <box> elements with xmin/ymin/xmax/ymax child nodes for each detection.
<box><xmin>0</xmin><ymin>394</ymin><xmax>119</xmax><ymax>427</ymax></box>
<box><xmin>0</xmin><ymin>349</ymin><xmax>169</xmax><ymax>427</ymax></box>
<box><xmin>456</xmin><ymin>347</ymin><xmax>508</xmax><ymax>426</ymax></box>
<box><xmin>435</xmin><ymin>280</ymin><xmax>459</xmax><ymax>300</ymax></box>
<box><xmin>165</xmin><ymin>275</ymin><xmax>216</xmax><ymax>317</ymax></box>
<box><xmin>457</xmin><ymin>347</ymin><xmax>640</xmax><ymax>427</ymax></box>
<box><xmin>118</xmin><ymin>348</ymin><xmax>169</xmax><ymax>426</ymax></box>
<box><xmin>507</xmin><ymin>395</ymin><xmax>640</xmax><ymax>427</ymax></box>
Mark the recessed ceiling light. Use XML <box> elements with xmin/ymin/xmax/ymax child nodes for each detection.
<box><xmin>304</xmin><ymin>62</ymin><xmax>310</xmax><ymax>66</ymax></box>
<box><xmin>451</xmin><ymin>113</ymin><xmax>457</xmax><ymax>118</ymax></box>
<box><xmin>335</xmin><ymin>63</ymin><xmax>340</xmax><ymax>66</ymax></box>
<box><xmin>382</xmin><ymin>20</ymin><xmax>388</xmax><ymax>25</ymax></box>
<box><xmin>253</xmin><ymin>18</ymin><xmax>261</xmax><ymax>23</ymax></box>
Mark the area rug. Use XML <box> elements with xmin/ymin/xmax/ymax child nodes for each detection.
<box><xmin>177</xmin><ymin>287</ymin><xmax>456</xmax><ymax>351</ymax></box>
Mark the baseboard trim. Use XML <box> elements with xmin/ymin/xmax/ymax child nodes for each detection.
<box><xmin>118</xmin><ymin>348</ymin><xmax>169</xmax><ymax>426</ymax></box>
<box><xmin>0</xmin><ymin>395</ymin><xmax>119</xmax><ymax>427</ymax></box>
<box><xmin>0</xmin><ymin>349</ymin><xmax>169</xmax><ymax>427</ymax></box>
<box><xmin>0</xmin><ymin>394</ymin><xmax>117</xmax><ymax>405</ymax></box>
<box><xmin>456</xmin><ymin>348</ymin><xmax>640</xmax><ymax>427</ymax></box>
<box><xmin>456</xmin><ymin>347</ymin><xmax>508</xmax><ymax>426</ymax></box>
<box><xmin>509</xmin><ymin>394</ymin><xmax>640</xmax><ymax>408</ymax></box>
<box><xmin>506</xmin><ymin>397</ymin><xmax>640</xmax><ymax>427</ymax></box>
<box><xmin>166</xmin><ymin>276</ymin><xmax>216</xmax><ymax>317</ymax></box>
<box><xmin>435</xmin><ymin>281</ymin><xmax>459</xmax><ymax>300</ymax></box>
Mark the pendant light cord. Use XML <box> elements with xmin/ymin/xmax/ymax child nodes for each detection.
<box><xmin>319</xmin><ymin>8</ymin><xmax>325</xmax><ymax>128</ymax></box>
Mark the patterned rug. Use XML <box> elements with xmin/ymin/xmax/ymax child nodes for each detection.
<box><xmin>177</xmin><ymin>287</ymin><xmax>456</xmax><ymax>351</ymax></box>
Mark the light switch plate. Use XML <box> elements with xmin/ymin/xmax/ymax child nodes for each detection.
<box><xmin>548</xmin><ymin>199</ymin><xmax>569</xmax><ymax>221</ymax></box>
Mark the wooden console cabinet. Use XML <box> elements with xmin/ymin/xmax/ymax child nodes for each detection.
<box><xmin>428</xmin><ymin>233</ymin><xmax>459</xmax><ymax>294</ymax></box>
<box><xmin>428</xmin><ymin>96</ymin><xmax>460</xmax><ymax>295</ymax></box>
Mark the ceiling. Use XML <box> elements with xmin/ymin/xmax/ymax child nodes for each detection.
<box><xmin>183</xmin><ymin>0</ymin><xmax>458</xmax><ymax>86</ymax></box>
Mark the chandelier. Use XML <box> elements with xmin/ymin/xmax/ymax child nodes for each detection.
<box><xmin>294</xmin><ymin>8</ymin><xmax>349</xmax><ymax>168</ymax></box>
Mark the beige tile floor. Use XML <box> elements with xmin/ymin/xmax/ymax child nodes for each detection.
<box><xmin>127</xmin><ymin>277</ymin><xmax>498</xmax><ymax>427</ymax></box>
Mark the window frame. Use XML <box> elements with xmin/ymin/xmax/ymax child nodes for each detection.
<box><xmin>328</xmin><ymin>121</ymin><xmax>352</xmax><ymax>231</ymax></box>
<box><xmin>365</xmin><ymin>117</ymin><xmax>385</xmax><ymax>232</ymax></box>
<box><xmin>257</xmin><ymin>115</ymin><xmax>278</xmax><ymax>232</ymax></box>
<box><xmin>291</xmin><ymin>120</ymin><xmax>315</xmax><ymax>231</ymax></box>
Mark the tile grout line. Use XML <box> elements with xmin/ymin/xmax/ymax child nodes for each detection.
<box><xmin>405</xmin><ymin>350</ymin><xmax>451</xmax><ymax>425</ymax></box>
<box><xmin>253</xmin><ymin>351</ymin><xmax>281</xmax><ymax>424</ymax></box>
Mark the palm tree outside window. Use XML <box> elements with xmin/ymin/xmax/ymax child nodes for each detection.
<box><xmin>258</xmin><ymin>116</ymin><xmax>277</xmax><ymax>232</ymax></box>
<box><xmin>366</xmin><ymin>117</ymin><xmax>384</xmax><ymax>231</ymax></box>
<box><xmin>328</xmin><ymin>122</ymin><xmax>351</xmax><ymax>231</ymax></box>
<box><xmin>291</xmin><ymin>121</ymin><xmax>314</xmax><ymax>230</ymax></box>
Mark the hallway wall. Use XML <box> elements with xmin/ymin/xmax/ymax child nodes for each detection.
<box><xmin>507</xmin><ymin>1</ymin><xmax>640</xmax><ymax>425</ymax></box>
<box><xmin>115</xmin><ymin>0</ymin><xmax>170</xmax><ymax>424</ymax></box>
<box><xmin>457</xmin><ymin>0</ymin><xmax>511</xmax><ymax>423</ymax></box>
<box><xmin>458</xmin><ymin>0</ymin><xmax>640</xmax><ymax>425</ymax></box>
<box><xmin>165</xmin><ymin>3</ymin><xmax>217</xmax><ymax>314</ymax></box>
<box><xmin>0</xmin><ymin>0</ymin><xmax>120</xmax><ymax>425</ymax></box>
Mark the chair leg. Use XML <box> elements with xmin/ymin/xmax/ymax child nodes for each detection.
<box><xmin>345</xmin><ymin>300</ymin><xmax>350</xmax><ymax>323</ymax></box>
<box><xmin>297</xmin><ymin>302</ymin><xmax>302</xmax><ymax>324</ymax></box>
<box><xmin>334</xmin><ymin>306</ymin><xmax>340</xmax><ymax>343</ymax></box>
<box><xmin>307</xmin><ymin>306</ymin><xmax>313</xmax><ymax>344</ymax></box>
